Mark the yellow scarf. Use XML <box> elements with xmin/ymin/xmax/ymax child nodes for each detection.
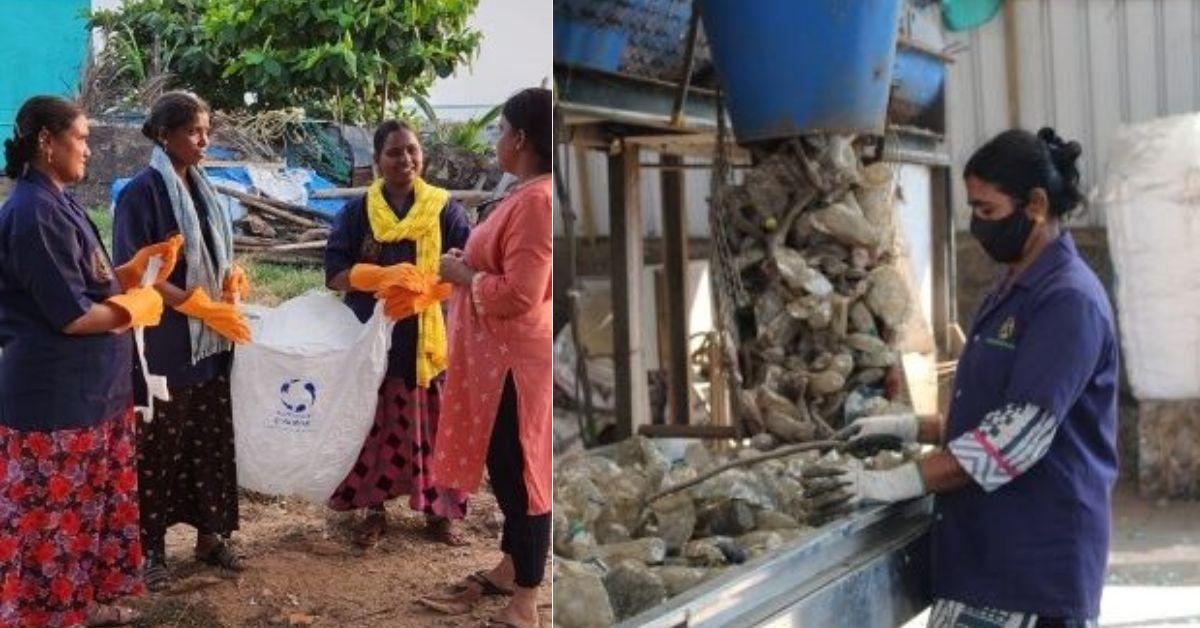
<box><xmin>366</xmin><ymin>177</ymin><xmax>450</xmax><ymax>387</ymax></box>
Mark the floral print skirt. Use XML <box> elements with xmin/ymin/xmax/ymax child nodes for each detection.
<box><xmin>0</xmin><ymin>408</ymin><xmax>144</xmax><ymax>627</ymax></box>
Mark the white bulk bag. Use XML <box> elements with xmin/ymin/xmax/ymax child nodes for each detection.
<box><xmin>1099</xmin><ymin>113</ymin><xmax>1200</xmax><ymax>400</ymax></box>
<box><xmin>232</xmin><ymin>291</ymin><xmax>393</xmax><ymax>502</ymax></box>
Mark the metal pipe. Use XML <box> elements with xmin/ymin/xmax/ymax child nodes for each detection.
<box><xmin>558</xmin><ymin>101</ymin><xmax>719</xmax><ymax>132</ymax></box>
<box><xmin>1002</xmin><ymin>0</ymin><xmax>1021</xmax><ymax>127</ymax></box>
<box><xmin>670</xmin><ymin>6</ymin><xmax>703</xmax><ymax>128</ymax></box>
<box><xmin>639</xmin><ymin>161</ymin><xmax>753</xmax><ymax>170</ymax></box>
<box><xmin>880</xmin><ymin>136</ymin><xmax>951</xmax><ymax>166</ymax></box>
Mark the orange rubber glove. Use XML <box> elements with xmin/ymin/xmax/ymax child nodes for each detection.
<box><xmin>374</xmin><ymin>266</ymin><xmax>452</xmax><ymax>321</ymax></box>
<box><xmin>348</xmin><ymin>263</ymin><xmax>417</xmax><ymax>293</ymax></box>
<box><xmin>378</xmin><ymin>285</ymin><xmax>421</xmax><ymax>320</ymax></box>
<box><xmin>175</xmin><ymin>287</ymin><xmax>252</xmax><ymax>344</ymax></box>
<box><xmin>222</xmin><ymin>264</ymin><xmax>250</xmax><ymax>303</ymax></box>
<box><xmin>114</xmin><ymin>234</ymin><xmax>184</xmax><ymax>290</ymax></box>
<box><xmin>106</xmin><ymin>286</ymin><xmax>165</xmax><ymax>328</ymax></box>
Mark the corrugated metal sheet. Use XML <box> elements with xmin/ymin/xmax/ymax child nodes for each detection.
<box><xmin>554</xmin><ymin>0</ymin><xmax>715</xmax><ymax>85</ymax></box>
<box><xmin>947</xmin><ymin>0</ymin><xmax>1200</xmax><ymax>229</ymax></box>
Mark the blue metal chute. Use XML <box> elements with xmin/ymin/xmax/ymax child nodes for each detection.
<box><xmin>696</xmin><ymin>0</ymin><xmax>906</xmax><ymax>141</ymax></box>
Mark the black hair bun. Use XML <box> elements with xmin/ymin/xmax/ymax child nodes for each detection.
<box><xmin>3</xmin><ymin>136</ymin><xmax>26</xmax><ymax>178</ymax></box>
<box><xmin>1036</xmin><ymin>127</ymin><xmax>1082</xmax><ymax>174</ymax></box>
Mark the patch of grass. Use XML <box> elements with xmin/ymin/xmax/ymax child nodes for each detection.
<box><xmin>240</xmin><ymin>258</ymin><xmax>327</xmax><ymax>306</ymax></box>
<box><xmin>79</xmin><ymin>210</ymin><xmax>326</xmax><ymax>306</ymax></box>
<box><xmin>88</xmin><ymin>206</ymin><xmax>114</xmax><ymax>252</ymax></box>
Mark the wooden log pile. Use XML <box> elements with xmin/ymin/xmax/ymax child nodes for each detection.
<box><xmin>220</xmin><ymin>183</ymin><xmax>502</xmax><ymax>266</ymax></box>
<box><xmin>217</xmin><ymin>184</ymin><xmax>331</xmax><ymax>265</ymax></box>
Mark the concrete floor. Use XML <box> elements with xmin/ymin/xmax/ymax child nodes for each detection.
<box><xmin>903</xmin><ymin>482</ymin><xmax>1200</xmax><ymax>627</ymax></box>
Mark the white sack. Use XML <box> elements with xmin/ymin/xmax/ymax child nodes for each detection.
<box><xmin>1098</xmin><ymin>113</ymin><xmax>1200</xmax><ymax>400</ymax></box>
<box><xmin>233</xmin><ymin>292</ymin><xmax>393</xmax><ymax>502</ymax></box>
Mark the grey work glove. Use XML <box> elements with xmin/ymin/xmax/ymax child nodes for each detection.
<box><xmin>837</xmin><ymin>413</ymin><xmax>920</xmax><ymax>443</ymax></box>
<box><xmin>801</xmin><ymin>461</ymin><xmax>926</xmax><ymax>526</ymax></box>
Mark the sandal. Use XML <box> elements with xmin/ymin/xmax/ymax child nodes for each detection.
<box><xmin>421</xmin><ymin>570</ymin><xmax>514</xmax><ymax>610</ymax></box>
<box><xmin>464</xmin><ymin>570</ymin><xmax>514</xmax><ymax>596</ymax></box>
<box><xmin>195</xmin><ymin>540</ymin><xmax>245</xmax><ymax>572</ymax></box>
<box><xmin>354</xmin><ymin>511</ymin><xmax>388</xmax><ymax>548</ymax></box>
<box><xmin>143</xmin><ymin>552</ymin><xmax>173</xmax><ymax>592</ymax></box>
<box><xmin>443</xmin><ymin>570</ymin><xmax>514</xmax><ymax>598</ymax></box>
<box><xmin>426</xmin><ymin>517</ymin><xmax>470</xmax><ymax>547</ymax></box>
<box><xmin>86</xmin><ymin>604</ymin><xmax>141</xmax><ymax>627</ymax></box>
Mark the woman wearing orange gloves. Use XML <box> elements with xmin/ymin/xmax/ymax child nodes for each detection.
<box><xmin>324</xmin><ymin>120</ymin><xmax>472</xmax><ymax>548</ymax></box>
<box><xmin>112</xmin><ymin>91</ymin><xmax>251</xmax><ymax>591</ymax></box>
<box><xmin>433</xmin><ymin>87</ymin><xmax>554</xmax><ymax>628</ymax></box>
<box><xmin>0</xmin><ymin>96</ymin><xmax>175</xmax><ymax>627</ymax></box>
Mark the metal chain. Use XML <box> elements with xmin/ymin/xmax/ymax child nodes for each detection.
<box><xmin>707</xmin><ymin>94</ymin><xmax>753</xmax><ymax>430</ymax></box>
<box><xmin>708</xmin><ymin>95</ymin><xmax>749</xmax><ymax>327</ymax></box>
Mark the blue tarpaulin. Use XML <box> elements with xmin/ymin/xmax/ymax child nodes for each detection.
<box><xmin>109</xmin><ymin>164</ymin><xmax>350</xmax><ymax>222</ymax></box>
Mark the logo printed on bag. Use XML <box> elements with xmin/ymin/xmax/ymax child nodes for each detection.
<box><xmin>275</xmin><ymin>378</ymin><xmax>318</xmax><ymax>430</ymax></box>
<box><xmin>281</xmin><ymin>378</ymin><xmax>317</xmax><ymax>412</ymax></box>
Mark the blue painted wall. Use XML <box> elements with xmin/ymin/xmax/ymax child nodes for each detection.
<box><xmin>0</xmin><ymin>0</ymin><xmax>91</xmax><ymax>169</ymax></box>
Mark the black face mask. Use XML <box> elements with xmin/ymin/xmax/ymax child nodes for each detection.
<box><xmin>970</xmin><ymin>204</ymin><xmax>1033</xmax><ymax>264</ymax></box>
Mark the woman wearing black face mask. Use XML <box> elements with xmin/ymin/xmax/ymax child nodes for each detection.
<box><xmin>804</xmin><ymin>128</ymin><xmax>1119</xmax><ymax>627</ymax></box>
<box><xmin>964</xmin><ymin>128</ymin><xmax>1080</xmax><ymax>267</ymax></box>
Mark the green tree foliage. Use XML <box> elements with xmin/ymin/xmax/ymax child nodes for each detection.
<box><xmin>411</xmin><ymin>95</ymin><xmax>501</xmax><ymax>155</ymax></box>
<box><xmin>88</xmin><ymin>0</ymin><xmax>482</xmax><ymax>123</ymax></box>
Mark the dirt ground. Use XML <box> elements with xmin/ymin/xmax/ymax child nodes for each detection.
<box><xmin>127</xmin><ymin>490</ymin><xmax>551</xmax><ymax>627</ymax></box>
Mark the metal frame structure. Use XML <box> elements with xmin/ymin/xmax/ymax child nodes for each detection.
<box><xmin>555</xmin><ymin>2</ymin><xmax>959</xmax><ymax>442</ymax></box>
<box><xmin>557</xmin><ymin>62</ymin><xmax>741</xmax><ymax>439</ymax></box>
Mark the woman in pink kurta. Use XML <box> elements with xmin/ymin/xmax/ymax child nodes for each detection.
<box><xmin>434</xmin><ymin>88</ymin><xmax>552</xmax><ymax>628</ymax></box>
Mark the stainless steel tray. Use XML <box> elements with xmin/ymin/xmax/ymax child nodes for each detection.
<box><xmin>616</xmin><ymin>498</ymin><xmax>932</xmax><ymax>627</ymax></box>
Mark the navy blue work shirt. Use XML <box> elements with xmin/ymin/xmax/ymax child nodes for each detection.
<box><xmin>324</xmin><ymin>193</ymin><xmax>470</xmax><ymax>387</ymax></box>
<box><xmin>933</xmin><ymin>232</ymin><xmax>1119</xmax><ymax>619</ymax></box>
<box><xmin>0</xmin><ymin>169</ymin><xmax>134</xmax><ymax>431</ymax></box>
<box><xmin>112</xmin><ymin>167</ymin><xmax>230</xmax><ymax>396</ymax></box>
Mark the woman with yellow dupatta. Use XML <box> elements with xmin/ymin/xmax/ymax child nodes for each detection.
<box><xmin>324</xmin><ymin>120</ymin><xmax>471</xmax><ymax>548</ymax></box>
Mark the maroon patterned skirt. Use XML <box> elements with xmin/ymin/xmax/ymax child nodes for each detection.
<box><xmin>327</xmin><ymin>377</ymin><xmax>469</xmax><ymax>519</ymax></box>
<box><xmin>0</xmin><ymin>409</ymin><xmax>144</xmax><ymax>627</ymax></box>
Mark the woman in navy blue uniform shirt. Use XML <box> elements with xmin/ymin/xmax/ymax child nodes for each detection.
<box><xmin>810</xmin><ymin>128</ymin><xmax>1118</xmax><ymax>628</ymax></box>
<box><xmin>0</xmin><ymin>96</ymin><xmax>178</xmax><ymax>627</ymax></box>
<box><xmin>323</xmin><ymin>120</ymin><xmax>472</xmax><ymax>548</ymax></box>
<box><xmin>112</xmin><ymin>91</ymin><xmax>251</xmax><ymax>591</ymax></box>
